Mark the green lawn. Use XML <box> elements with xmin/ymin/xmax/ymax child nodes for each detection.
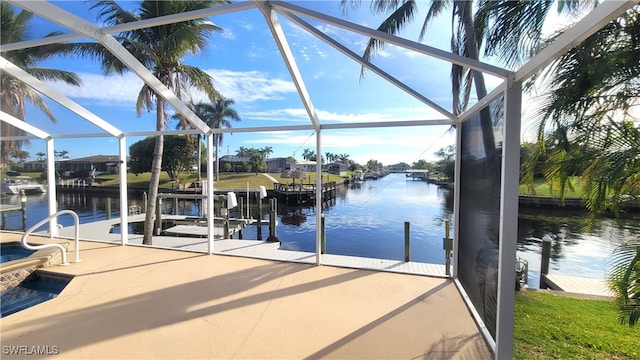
<box><xmin>519</xmin><ymin>177</ymin><xmax>584</xmax><ymax>199</ymax></box>
<box><xmin>514</xmin><ymin>291</ymin><xmax>639</xmax><ymax>359</ymax></box>
<box><xmin>92</xmin><ymin>171</ymin><xmax>346</xmax><ymax>190</ymax></box>
<box><xmin>7</xmin><ymin>170</ymin><xmax>583</xmax><ymax>199</ymax></box>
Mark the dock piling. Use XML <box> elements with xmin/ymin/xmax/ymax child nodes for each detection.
<box><xmin>155</xmin><ymin>197</ymin><xmax>162</xmax><ymax>235</ymax></box>
<box><xmin>321</xmin><ymin>214</ymin><xmax>326</xmax><ymax>254</ymax></box>
<box><xmin>21</xmin><ymin>190</ymin><xmax>27</xmax><ymax>231</ymax></box>
<box><xmin>540</xmin><ymin>235</ymin><xmax>552</xmax><ymax>289</ymax></box>
<box><xmin>256</xmin><ymin>192</ymin><xmax>263</xmax><ymax>240</ymax></box>
<box><xmin>443</xmin><ymin>220</ymin><xmax>453</xmax><ymax>276</ymax></box>
<box><xmin>404</xmin><ymin>221</ymin><xmax>410</xmax><ymax>262</ymax></box>
<box><xmin>267</xmin><ymin>198</ymin><xmax>280</xmax><ymax>242</ymax></box>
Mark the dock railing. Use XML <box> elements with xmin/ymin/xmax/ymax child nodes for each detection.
<box><xmin>21</xmin><ymin>210</ymin><xmax>81</xmax><ymax>265</ymax></box>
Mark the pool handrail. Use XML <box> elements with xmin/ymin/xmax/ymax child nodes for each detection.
<box><xmin>20</xmin><ymin>210</ymin><xmax>81</xmax><ymax>265</ymax></box>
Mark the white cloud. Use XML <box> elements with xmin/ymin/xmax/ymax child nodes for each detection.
<box><xmin>53</xmin><ymin>72</ymin><xmax>142</xmax><ymax>106</ymax></box>
<box><xmin>240</xmin><ymin>106</ymin><xmax>448</xmax><ymax>124</ymax></box>
<box><xmin>52</xmin><ymin>69</ymin><xmax>297</xmax><ymax>110</ymax></box>
<box><xmin>221</xmin><ymin>29</ymin><xmax>236</xmax><ymax>40</ymax></box>
<box><xmin>246</xmin><ymin>126</ymin><xmax>455</xmax><ymax>165</ymax></box>
<box><xmin>243</xmin><ymin>108</ymin><xmax>309</xmax><ymax>122</ymax></box>
<box><xmin>201</xmin><ymin>69</ymin><xmax>297</xmax><ymax>104</ymax></box>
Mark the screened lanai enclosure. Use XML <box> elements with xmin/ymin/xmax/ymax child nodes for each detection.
<box><xmin>1</xmin><ymin>1</ymin><xmax>635</xmax><ymax>358</ymax></box>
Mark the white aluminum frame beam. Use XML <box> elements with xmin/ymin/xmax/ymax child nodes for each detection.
<box><xmin>456</xmin><ymin>83</ymin><xmax>507</xmax><ymax>125</ymax></box>
<box><xmin>206</xmin><ymin>134</ymin><xmax>215</xmax><ymax>255</ymax></box>
<box><xmin>1</xmin><ymin>2</ymin><xmax>257</xmax><ymax>52</ymax></box>
<box><xmin>271</xmin><ymin>1</ymin><xmax>510</xmax><ymax>79</ymax></box>
<box><xmin>495</xmin><ymin>76</ymin><xmax>522</xmax><ymax>359</ymax></box>
<box><xmin>0</xmin><ymin>118</ymin><xmax>452</xmax><ymax>141</ymax></box>
<box><xmin>255</xmin><ymin>1</ymin><xmax>321</xmax><ymax>132</ymax></box>
<box><xmin>0</xmin><ymin>56</ymin><xmax>123</xmax><ymax>137</ymax></box>
<box><xmin>118</xmin><ymin>137</ymin><xmax>129</xmax><ymax>246</ymax></box>
<box><xmin>315</xmin><ymin>129</ymin><xmax>322</xmax><ymax>265</ymax></box>
<box><xmin>1</xmin><ymin>33</ymin><xmax>85</xmax><ymax>52</ymax></box>
<box><xmin>279</xmin><ymin>10</ymin><xmax>455</xmax><ymax>121</ymax></box>
<box><xmin>9</xmin><ymin>0</ymin><xmax>211</xmax><ymax>135</ymax></box>
<box><xmin>45</xmin><ymin>139</ymin><xmax>57</xmax><ymax>236</ymax></box>
<box><xmin>0</xmin><ymin>111</ymin><xmax>51</xmax><ymax>140</ymax></box>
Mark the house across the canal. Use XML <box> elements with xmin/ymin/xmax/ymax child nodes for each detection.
<box><xmin>56</xmin><ymin>155</ymin><xmax>125</xmax><ymax>177</ymax></box>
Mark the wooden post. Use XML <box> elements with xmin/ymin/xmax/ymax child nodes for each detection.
<box><xmin>404</xmin><ymin>221</ymin><xmax>410</xmax><ymax>262</ymax></box>
<box><xmin>321</xmin><ymin>214</ymin><xmax>326</xmax><ymax>254</ymax></box>
<box><xmin>239</xmin><ymin>197</ymin><xmax>244</xmax><ymax>219</ymax></box>
<box><xmin>267</xmin><ymin>198</ymin><xmax>280</xmax><ymax>242</ymax></box>
<box><xmin>20</xmin><ymin>190</ymin><xmax>27</xmax><ymax>231</ymax></box>
<box><xmin>443</xmin><ymin>220</ymin><xmax>453</xmax><ymax>276</ymax></box>
<box><xmin>540</xmin><ymin>235</ymin><xmax>552</xmax><ymax>289</ymax></box>
<box><xmin>106</xmin><ymin>197</ymin><xmax>111</xmax><ymax>220</ymax></box>
<box><xmin>223</xmin><ymin>207</ymin><xmax>230</xmax><ymax>239</ymax></box>
<box><xmin>155</xmin><ymin>196</ymin><xmax>162</xmax><ymax>236</ymax></box>
<box><xmin>256</xmin><ymin>192</ymin><xmax>262</xmax><ymax>240</ymax></box>
<box><xmin>174</xmin><ymin>197</ymin><xmax>178</xmax><ymax>215</ymax></box>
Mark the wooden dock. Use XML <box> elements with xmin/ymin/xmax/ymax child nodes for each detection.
<box><xmin>46</xmin><ymin>216</ymin><xmax>447</xmax><ymax>278</ymax></box>
<box><xmin>273</xmin><ymin>182</ymin><xmax>337</xmax><ymax>205</ymax></box>
<box><xmin>543</xmin><ymin>274</ymin><xmax>613</xmax><ymax>297</ymax></box>
<box><xmin>0</xmin><ymin>204</ymin><xmax>22</xmax><ymax>212</ymax></box>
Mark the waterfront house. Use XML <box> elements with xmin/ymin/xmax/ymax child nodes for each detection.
<box><xmin>266</xmin><ymin>157</ymin><xmax>294</xmax><ymax>173</ymax></box>
<box><xmin>56</xmin><ymin>155</ymin><xmax>125</xmax><ymax>177</ymax></box>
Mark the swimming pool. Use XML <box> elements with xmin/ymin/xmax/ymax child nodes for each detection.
<box><xmin>1</xmin><ymin>246</ymin><xmax>35</xmax><ymax>263</ymax></box>
<box><xmin>1</xmin><ymin>271</ymin><xmax>71</xmax><ymax>317</ymax></box>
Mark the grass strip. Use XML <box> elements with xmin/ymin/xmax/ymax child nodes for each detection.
<box><xmin>514</xmin><ymin>291</ymin><xmax>639</xmax><ymax>359</ymax></box>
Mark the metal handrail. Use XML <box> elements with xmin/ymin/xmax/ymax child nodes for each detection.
<box><xmin>20</xmin><ymin>210</ymin><xmax>81</xmax><ymax>265</ymax></box>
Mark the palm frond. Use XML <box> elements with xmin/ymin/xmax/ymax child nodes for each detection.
<box><xmin>360</xmin><ymin>1</ymin><xmax>418</xmax><ymax>79</ymax></box>
<box><xmin>419</xmin><ymin>0</ymin><xmax>451</xmax><ymax>41</ymax></box>
<box><xmin>607</xmin><ymin>239</ymin><xmax>640</xmax><ymax>326</ymax></box>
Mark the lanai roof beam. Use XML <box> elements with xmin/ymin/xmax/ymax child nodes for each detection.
<box><xmin>1</xmin><ymin>2</ymin><xmax>257</xmax><ymax>52</ymax></box>
<box><xmin>8</xmin><ymin>0</ymin><xmax>211</xmax><ymax>135</ymax></box>
<box><xmin>255</xmin><ymin>1</ymin><xmax>321</xmax><ymax>132</ymax></box>
<box><xmin>0</xmin><ymin>56</ymin><xmax>123</xmax><ymax>137</ymax></box>
<box><xmin>279</xmin><ymin>10</ymin><xmax>455</xmax><ymax>121</ymax></box>
<box><xmin>271</xmin><ymin>1</ymin><xmax>510</xmax><ymax>79</ymax></box>
<box><xmin>0</xmin><ymin>111</ymin><xmax>51</xmax><ymax>140</ymax></box>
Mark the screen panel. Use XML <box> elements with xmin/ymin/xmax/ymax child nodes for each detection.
<box><xmin>457</xmin><ymin>97</ymin><xmax>504</xmax><ymax>339</ymax></box>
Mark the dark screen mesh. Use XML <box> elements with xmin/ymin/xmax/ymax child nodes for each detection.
<box><xmin>458</xmin><ymin>98</ymin><xmax>503</xmax><ymax>339</ymax></box>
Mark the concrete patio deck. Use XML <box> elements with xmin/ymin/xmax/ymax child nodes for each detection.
<box><xmin>1</xmin><ymin>232</ymin><xmax>492</xmax><ymax>359</ymax></box>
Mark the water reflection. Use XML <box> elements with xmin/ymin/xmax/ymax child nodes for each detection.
<box><xmin>517</xmin><ymin>209</ymin><xmax>638</xmax><ymax>287</ymax></box>
<box><xmin>2</xmin><ymin>174</ymin><xmax>638</xmax><ymax>289</ymax></box>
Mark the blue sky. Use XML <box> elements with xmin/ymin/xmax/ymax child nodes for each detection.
<box><xmin>15</xmin><ymin>1</ymin><xmax>553</xmax><ymax>165</ymax></box>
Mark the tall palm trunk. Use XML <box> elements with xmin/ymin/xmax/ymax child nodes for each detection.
<box><xmin>142</xmin><ymin>97</ymin><xmax>166</xmax><ymax>245</ymax></box>
<box><xmin>456</xmin><ymin>1</ymin><xmax>497</xmax><ymax>164</ymax></box>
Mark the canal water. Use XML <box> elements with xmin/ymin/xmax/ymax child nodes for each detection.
<box><xmin>2</xmin><ymin>173</ymin><xmax>638</xmax><ymax>288</ymax></box>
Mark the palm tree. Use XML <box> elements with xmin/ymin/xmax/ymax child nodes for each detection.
<box><xmin>262</xmin><ymin>146</ymin><xmax>273</xmax><ymax>159</ymax></box>
<box><xmin>302</xmin><ymin>148</ymin><xmax>314</xmax><ymax>161</ymax></box>
<box><xmin>191</xmin><ymin>98</ymin><xmax>240</xmax><ymax>182</ymax></box>
<box><xmin>337</xmin><ymin>153</ymin><xmax>350</xmax><ymax>164</ymax></box>
<box><xmin>236</xmin><ymin>146</ymin><xmax>250</xmax><ymax>157</ymax></box>
<box><xmin>608</xmin><ymin>238</ymin><xmax>640</xmax><ymax>327</ymax></box>
<box><xmin>0</xmin><ymin>2</ymin><xmax>81</xmax><ymax>168</ymax></box>
<box><xmin>85</xmin><ymin>0</ymin><xmax>225</xmax><ymax>244</ymax></box>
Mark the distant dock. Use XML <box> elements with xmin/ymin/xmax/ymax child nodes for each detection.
<box><xmin>542</xmin><ymin>274</ymin><xmax>613</xmax><ymax>298</ymax></box>
<box><xmin>273</xmin><ymin>181</ymin><xmax>337</xmax><ymax>205</ymax></box>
